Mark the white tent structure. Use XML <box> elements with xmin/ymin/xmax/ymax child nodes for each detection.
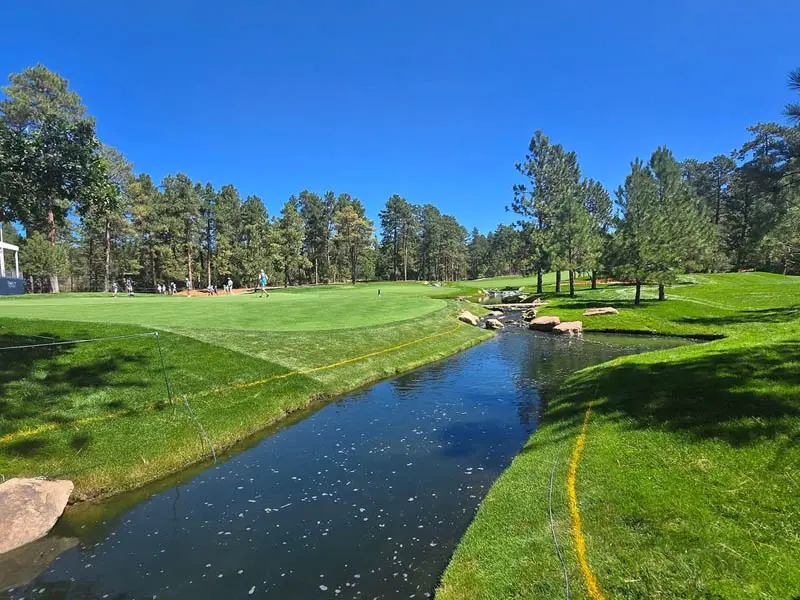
<box><xmin>0</xmin><ymin>226</ymin><xmax>24</xmax><ymax>295</ymax></box>
<box><xmin>0</xmin><ymin>239</ymin><xmax>20</xmax><ymax>279</ymax></box>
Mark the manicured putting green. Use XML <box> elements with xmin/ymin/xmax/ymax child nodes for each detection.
<box><xmin>0</xmin><ymin>283</ymin><xmax>447</xmax><ymax>332</ymax></box>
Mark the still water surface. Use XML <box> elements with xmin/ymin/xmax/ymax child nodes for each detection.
<box><xmin>2</xmin><ymin>329</ymin><xmax>686</xmax><ymax>599</ymax></box>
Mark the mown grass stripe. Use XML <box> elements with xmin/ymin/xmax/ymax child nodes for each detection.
<box><xmin>0</xmin><ymin>321</ymin><xmax>464</xmax><ymax>445</ymax></box>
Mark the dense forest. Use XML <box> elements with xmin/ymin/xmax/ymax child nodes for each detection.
<box><xmin>0</xmin><ymin>65</ymin><xmax>798</xmax><ymax>293</ymax></box>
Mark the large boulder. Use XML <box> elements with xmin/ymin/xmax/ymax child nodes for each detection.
<box><xmin>485</xmin><ymin>318</ymin><xmax>504</xmax><ymax>330</ymax></box>
<box><xmin>522</xmin><ymin>308</ymin><xmax>537</xmax><ymax>321</ymax></box>
<box><xmin>0</xmin><ymin>478</ymin><xmax>74</xmax><ymax>555</ymax></box>
<box><xmin>529</xmin><ymin>316</ymin><xmax>561</xmax><ymax>331</ymax></box>
<box><xmin>553</xmin><ymin>321</ymin><xmax>583</xmax><ymax>335</ymax></box>
<box><xmin>486</xmin><ymin>310</ymin><xmax>504</xmax><ymax>317</ymax></box>
<box><xmin>457</xmin><ymin>310</ymin><xmax>480</xmax><ymax>326</ymax></box>
<box><xmin>583</xmin><ymin>307</ymin><xmax>619</xmax><ymax>316</ymax></box>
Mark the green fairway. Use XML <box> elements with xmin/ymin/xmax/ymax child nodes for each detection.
<box><xmin>0</xmin><ymin>282</ymin><xmax>490</xmax><ymax>498</ymax></box>
<box><xmin>438</xmin><ymin>272</ymin><xmax>800</xmax><ymax>600</ymax></box>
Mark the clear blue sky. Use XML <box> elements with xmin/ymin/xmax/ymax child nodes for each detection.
<box><xmin>2</xmin><ymin>0</ymin><xmax>798</xmax><ymax>233</ymax></box>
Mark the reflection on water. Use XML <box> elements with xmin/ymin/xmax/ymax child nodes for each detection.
<box><xmin>1</xmin><ymin>330</ymin><xmax>686</xmax><ymax>599</ymax></box>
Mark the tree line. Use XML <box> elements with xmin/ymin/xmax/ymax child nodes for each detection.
<box><xmin>506</xmin><ymin>69</ymin><xmax>799</xmax><ymax>302</ymax></box>
<box><xmin>1</xmin><ymin>64</ymin><xmax>798</xmax><ymax>294</ymax></box>
<box><xmin>0</xmin><ymin>65</ymin><xmax>475</xmax><ymax>291</ymax></box>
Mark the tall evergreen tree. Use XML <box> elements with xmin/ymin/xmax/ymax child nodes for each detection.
<box><xmin>613</xmin><ymin>159</ymin><xmax>658</xmax><ymax>305</ymax></box>
<box><xmin>582</xmin><ymin>178</ymin><xmax>612</xmax><ymax>289</ymax></box>
<box><xmin>277</xmin><ymin>196</ymin><xmax>308</xmax><ymax>286</ymax></box>
<box><xmin>197</xmin><ymin>182</ymin><xmax>217</xmax><ymax>287</ymax></box>
<box><xmin>466</xmin><ymin>228</ymin><xmax>490</xmax><ymax>279</ymax></box>
<box><xmin>379</xmin><ymin>195</ymin><xmax>418</xmax><ymax>281</ymax></box>
<box><xmin>214</xmin><ymin>184</ymin><xmax>242</xmax><ymax>282</ymax></box>
<box><xmin>161</xmin><ymin>173</ymin><xmax>200</xmax><ymax>286</ymax></box>
<box><xmin>334</xmin><ymin>203</ymin><xmax>374</xmax><ymax>284</ymax></box>
<box><xmin>235</xmin><ymin>195</ymin><xmax>272</xmax><ymax>286</ymax></box>
<box><xmin>511</xmin><ymin>130</ymin><xmax>560</xmax><ymax>294</ymax></box>
<box><xmin>299</xmin><ymin>190</ymin><xmax>328</xmax><ymax>285</ymax></box>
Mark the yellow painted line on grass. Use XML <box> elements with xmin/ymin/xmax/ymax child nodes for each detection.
<box><xmin>0</xmin><ymin>413</ymin><xmax>126</xmax><ymax>445</ymax></box>
<box><xmin>0</xmin><ymin>321</ymin><xmax>464</xmax><ymax>446</ymax></box>
<box><xmin>568</xmin><ymin>404</ymin><xmax>608</xmax><ymax>600</ymax></box>
<box><xmin>199</xmin><ymin>321</ymin><xmax>464</xmax><ymax>397</ymax></box>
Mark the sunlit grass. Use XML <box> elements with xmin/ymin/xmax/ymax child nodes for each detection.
<box><xmin>438</xmin><ymin>272</ymin><xmax>800</xmax><ymax>599</ymax></box>
<box><xmin>0</xmin><ymin>289</ymin><xmax>490</xmax><ymax>498</ymax></box>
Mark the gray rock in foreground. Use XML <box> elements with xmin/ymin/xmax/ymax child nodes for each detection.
<box><xmin>0</xmin><ymin>478</ymin><xmax>74</xmax><ymax>555</ymax></box>
<box><xmin>485</xmin><ymin>318</ymin><xmax>504</xmax><ymax>330</ymax></box>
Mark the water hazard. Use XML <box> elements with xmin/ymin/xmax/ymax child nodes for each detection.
<box><xmin>1</xmin><ymin>329</ymin><xmax>686</xmax><ymax>599</ymax></box>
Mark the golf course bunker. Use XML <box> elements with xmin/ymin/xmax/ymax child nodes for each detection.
<box><xmin>2</xmin><ymin>330</ymin><xmax>688</xmax><ymax>599</ymax></box>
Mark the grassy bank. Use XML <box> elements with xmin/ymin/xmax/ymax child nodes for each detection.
<box><xmin>438</xmin><ymin>272</ymin><xmax>800</xmax><ymax>599</ymax></box>
<box><xmin>0</xmin><ymin>283</ymin><xmax>491</xmax><ymax>499</ymax></box>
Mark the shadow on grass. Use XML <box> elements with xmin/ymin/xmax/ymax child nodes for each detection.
<box><xmin>525</xmin><ymin>338</ymin><xmax>800</xmax><ymax>450</ymax></box>
<box><xmin>537</xmin><ymin>295</ymin><xmax>662</xmax><ymax>311</ymax></box>
<box><xmin>0</xmin><ymin>332</ymin><xmax>155</xmax><ymax>436</ymax></box>
<box><xmin>676</xmin><ymin>304</ymin><xmax>800</xmax><ymax>327</ymax></box>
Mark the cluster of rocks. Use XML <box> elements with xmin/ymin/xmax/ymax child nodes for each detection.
<box><xmin>529</xmin><ymin>316</ymin><xmax>583</xmax><ymax>335</ymax></box>
<box><xmin>526</xmin><ymin>305</ymin><xmax>620</xmax><ymax>336</ymax></box>
<box><xmin>458</xmin><ymin>303</ymin><xmax>618</xmax><ymax>336</ymax></box>
<box><xmin>457</xmin><ymin>310</ymin><xmax>507</xmax><ymax>331</ymax></box>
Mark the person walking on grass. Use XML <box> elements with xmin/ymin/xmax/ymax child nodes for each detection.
<box><xmin>227</xmin><ymin>277</ymin><xmax>234</xmax><ymax>295</ymax></box>
<box><xmin>258</xmin><ymin>270</ymin><xmax>269</xmax><ymax>297</ymax></box>
<box><xmin>112</xmin><ymin>281</ymin><xmax>118</xmax><ymax>297</ymax></box>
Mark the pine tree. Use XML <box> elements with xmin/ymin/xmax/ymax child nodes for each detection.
<box><xmin>334</xmin><ymin>203</ymin><xmax>374</xmax><ymax>284</ymax></box>
<box><xmin>511</xmin><ymin>130</ymin><xmax>559</xmax><ymax>294</ymax></box>
<box><xmin>277</xmin><ymin>197</ymin><xmax>308</xmax><ymax>286</ymax></box>
<box><xmin>214</xmin><ymin>184</ymin><xmax>242</xmax><ymax>283</ymax></box>
<box><xmin>299</xmin><ymin>190</ymin><xmax>328</xmax><ymax>285</ymax></box>
<box><xmin>236</xmin><ymin>195</ymin><xmax>272</xmax><ymax>286</ymax></box>
<box><xmin>613</xmin><ymin>159</ymin><xmax>658</xmax><ymax>305</ymax></box>
<box><xmin>582</xmin><ymin>179</ymin><xmax>612</xmax><ymax>289</ymax></box>
<box><xmin>161</xmin><ymin>173</ymin><xmax>200</xmax><ymax>287</ymax></box>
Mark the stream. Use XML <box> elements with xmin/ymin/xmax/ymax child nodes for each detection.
<box><xmin>1</xmin><ymin>329</ymin><xmax>687</xmax><ymax>599</ymax></box>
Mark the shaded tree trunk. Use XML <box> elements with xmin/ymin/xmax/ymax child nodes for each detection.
<box><xmin>634</xmin><ymin>280</ymin><xmax>642</xmax><ymax>305</ymax></box>
<box><xmin>206</xmin><ymin>220</ymin><xmax>213</xmax><ymax>287</ymax></box>
<box><xmin>47</xmin><ymin>208</ymin><xmax>60</xmax><ymax>293</ymax></box>
<box><xmin>555</xmin><ymin>270</ymin><xmax>561</xmax><ymax>293</ymax></box>
<box><xmin>104</xmin><ymin>219</ymin><xmax>111</xmax><ymax>292</ymax></box>
<box><xmin>403</xmin><ymin>235</ymin><xmax>408</xmax><ymax>281</ymax></box>
<box><xmin>569</xmin><ymin>270</ymin><xmax>575</xmax><ymax>298</ymax></box>
<box><xmin>591</xmin><ymin>270</ymin><xmax>597</xmax><ymax>290</ymax></box>
<box><xmin>658</xmin><ymin>284</ymin><xmax>666</xmax><ymax>301</ymax></box>
<box><xmin>537</xmin><ymin>269</ymin><xmax>543</xmax><ymax>294</ymax></box>
<box><xmin>151</xmin><ymin>245</ymin><xmax>156</xmax><ymax>287</ymax></box>
<box><xmin>87</xmin><ymin>237</ymin><xmax>94</xmax><ymax>291</ymax></box>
